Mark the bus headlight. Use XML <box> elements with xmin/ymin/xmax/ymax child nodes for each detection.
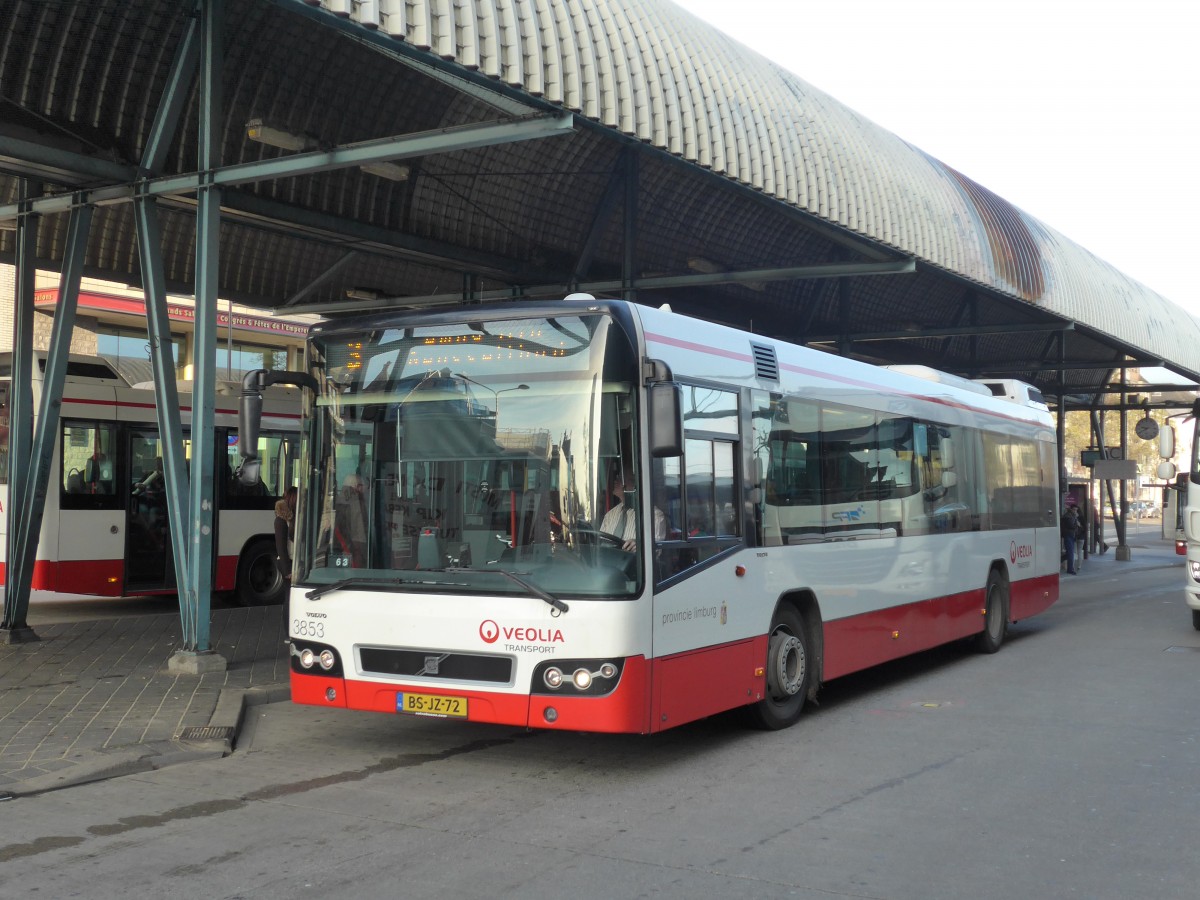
<box><xmin>533</xmin><ymin>659</ymin><xmax>624</xmax><ymax>696</ymax></box>
<box><xmin>1189</xmin><ymin>560</ymin><xmax>1200</xmax><ymax>583</ymax></box>
<box><xmin>290</xmin><ymin>639</ymin><xmax>343</xmax><ymax>677</ymax></box>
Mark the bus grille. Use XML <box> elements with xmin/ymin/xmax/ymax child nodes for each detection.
<box><xmin>359</xmin><ymin>647</ymin><xmax>513</xmax><ymax>684</ymax></box>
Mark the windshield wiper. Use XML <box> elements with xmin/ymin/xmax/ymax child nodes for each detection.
<box><xmin>304</xmin><ymin>573</ymin><xmax>477</xmax><ymax>602</ymax></box>
<box><xmin>305</xmin><ymin>577</ymin><xmax>379</xmax><ymax>602</ymax></box>
<box><xmin>447</xmin><ymin>567</ymin><xmax>569</xmax><ymax>613</ymax></box>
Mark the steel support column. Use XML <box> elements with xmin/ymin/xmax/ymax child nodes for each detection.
<box><xmin>137</xmin><ymin>12</ymin><xmax>202</xmax><ymax>624</ymax></box>
<box><xmin>174</xmin><ymin>0</ymin><xmax>223</xmax><ymax>663</ymax></box>
<box><xmin>4</xmin><ymin>200</ymin><xmax>93</xmax><ymax>641</ymax></box>
<box><xmin>1</xmin><ymin>180</ymin><xmax>41</xmax><ymax>641</ymax></box>
<box><xmin>133</xmin><ymin>197</ymin><xmax>192</xmax><ymax>603</ymax></box>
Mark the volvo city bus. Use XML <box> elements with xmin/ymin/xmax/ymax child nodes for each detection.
<box><xmin>239</xmin><ymin>296</ymin><xmax>1059</xmax><ymax>732</ymax></box>
<box><xmin>0</xmin><ymin>353</ymin><xmax>299</xmax><ymax>605</ymax></box>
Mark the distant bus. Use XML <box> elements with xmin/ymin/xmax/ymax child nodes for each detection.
<box><xmin>241</xmin><ymin>297</ymin><xmax>1059</xmax><ymax>732</ymax></box>
<box><xmin>0</xmin><ymin>354</ymin><xmax>299</xmax><ymax>605</ymax></box>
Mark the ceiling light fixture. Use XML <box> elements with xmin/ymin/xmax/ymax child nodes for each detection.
<box><xmin>245</xmin><ymin>118</ymin><xmax>316</xmax><ymax>152</ymax></box>
<box><xmin>360</xmin><ymin>161</ymin><xmax>410</xmax><ymax>182</ymax></box>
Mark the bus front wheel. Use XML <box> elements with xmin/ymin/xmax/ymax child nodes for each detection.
<box><xmin>236</xmin><ymin>538</ymin><xmax>287</xmax><ymax>606</ymax></box>
<box><xmin>746</xmin><ymin>605</ymin><xmax>810</xmax><ymax>730</ymax></box>
<box><xmin>974</xmin><ymin>569</ymin><xmax>1009</xmax><ymax>654</ymax></box>
<box><xmin>1192</xmin><ymin>609</ymin><xmax>1200</xmax><ymax>631</ymax></box>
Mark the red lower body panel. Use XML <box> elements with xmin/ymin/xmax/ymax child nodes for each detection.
<box><xmin>1010</xmin><ymin>573</ymin><xmax>1058</xmax><ymax>621</ymax></box>
<box><xmin>31</xmin><ymin>559</ymin><xmax>125</xmax><ymax>596</ymax></box>
<box><xmin>823</xmin><ymin>574</ymin><xmax>1059</xmax><ymax>681</ymax></box>
<box><xmin>13</xmin><ymin>555</ymin><xmax>242</xmax><ymax>596</ymax></box>
<box><xmin>649</xmin><ymin>637</ymin><xmax>767</xmax><ymax>733</ymax></box>
<box><xmin>292</xmin><ymin>654</ymin><xmax>653</xmax><ymax>734</ymax></box>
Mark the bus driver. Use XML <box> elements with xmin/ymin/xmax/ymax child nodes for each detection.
<box><xmin>600</xmin><ymin>460</ymin><xmax>666</xmax><ymax>552</ymax></box>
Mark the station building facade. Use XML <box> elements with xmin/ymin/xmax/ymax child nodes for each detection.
<box><xmin>0</xmin><ymin>264</ymin><xmax>315</xmax><ymax>384</ymax></box>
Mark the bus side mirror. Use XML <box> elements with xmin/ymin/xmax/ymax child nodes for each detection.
<box><xmin>1159</xmin><ymin>424</ymin><xmax>1175</xmax><ymax>459</ymax></box>
<box><xmin>238</xmin><ymin>368</ymin><xmax>319</xmax><ymax>487</ymax></box>
<box><xmin>648</xmin><ymin>382</ymin><xmax>683</xmax><ymax>458</ymax></box>
<box><xmin>939</xmin><ymin>436</ymin><xmax>955</xmax><ymax>470</ymax></box>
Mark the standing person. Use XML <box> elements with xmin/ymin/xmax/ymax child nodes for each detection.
<box><xmin>1091</xmin><ymin>504</ymin><xmax>1108</xmax><ymax>554</ymax></box>
<box><xmin>274</xmin><ymin>486</ymin><xmax>298</xmax><ymax>579</ymax></box>
<box><xmin>1061</xmin><ymin>503</ymin><xmax>1082</xmax><ymax>575</ymax></box>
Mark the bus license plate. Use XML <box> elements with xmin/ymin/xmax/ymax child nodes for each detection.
<box><xmin>397</xmin><ymin>691</ymin><xmax>468</xmax><ymax>718</ymax></box>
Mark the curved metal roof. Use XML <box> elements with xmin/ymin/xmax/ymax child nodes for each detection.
<box><xmin>1</xmin><ymin>0</ymin><xmax>1197</xmax><ymax>397</ymax></box>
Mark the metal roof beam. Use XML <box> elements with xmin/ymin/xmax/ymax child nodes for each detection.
<box><xmin>210</xmin><ymin>190</ymin><xmax>542</xmax><ymax>280</ymax></box>
<box><xmin>282</xmin><ymin>250</ymin><xmax>360</xmax><ymax>307</ymax></box>
<box><xmin>0</xmin><ymin>115</ymin><xmax>576</xmax><ymax>221</ymax></box>
<box><xmin>969</xmin><ymin>359</ymin><xmax>1156</xmax><ymax>374</ymax></box>
<box><xmin>805</xmin><ymin>320</ymin><xmax>1073</xmax><ymax>344</ymax></box>
<box><xmin>285</xmin><ymin>258</ymin><xmax>917</xmax><ymax>315</ymax></box>
<box><xmin>626</xmin><ymin>258</ymin><xmax>915</xmax><ymax>291</ymax></box>
<box><xmin>0</xmin><ymin>135</ymin><xmax>136</xmax><ymax>186</ymax></box>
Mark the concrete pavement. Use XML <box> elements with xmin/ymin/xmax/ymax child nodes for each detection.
<box><xmin>0</xmin><ymin>528</ymin><xmax>1185</xmax><ymax>798</ymax></box>
<box><xmin>0</xmin><ymin>603</ymin><xmax>290</xmax><ymax>797</ymax></box>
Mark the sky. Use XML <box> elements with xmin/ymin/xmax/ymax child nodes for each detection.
<box><xmin>670</xmin><ymin>0</ymin><xmax>1199</xmax><ymax>315</ymax></box>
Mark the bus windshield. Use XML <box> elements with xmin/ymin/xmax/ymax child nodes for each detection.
<box><xmin>299</xmin><ymin>312</ymin><xmax>644</xmax><ymax>600</ymax></box>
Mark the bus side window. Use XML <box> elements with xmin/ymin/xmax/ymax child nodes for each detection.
<box><xmin>653</xmin><ymin>437</ymin><xmax>741</xmax><ymax>585</ymax></box>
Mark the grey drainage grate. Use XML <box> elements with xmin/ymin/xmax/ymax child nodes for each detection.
<box><xmin>1164</xmin><ymin>646</ymin><xmax>1200</xmax><ymax>653</ymax></box>
<box><xmin>176</xmin><ymin>725</ymin><xmax>235</xmax><ymax>741</ymax></box>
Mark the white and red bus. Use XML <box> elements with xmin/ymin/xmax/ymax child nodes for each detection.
<box><xmin>1176</xmin><ymin>400</ymin><xmax>1200</xmax><ymax>630</ymax></box>
<box><xmin>0</xmin><ymin>354</ymin><xmax>299</xmax><ymax>605</ymax></box>
<box><xmin>243</xmin><ymin>297</ymin><xmax>1059</xmax><ymax>732</ymax></box>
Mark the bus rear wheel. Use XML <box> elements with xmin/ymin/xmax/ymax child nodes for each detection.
<box><xmin>236</xmin><ymin>538</ymin><xmax>286</xmax><ymax>606</ymax></box>
<box><xmin>974</xmin><ymin>569</ymin><xmax>1008</xmax><ymax>654</ymax></box>
<box><xmin>746</xmin><ymin>605</ymin><xmax>810</xmax><ymax>730</ymax></box>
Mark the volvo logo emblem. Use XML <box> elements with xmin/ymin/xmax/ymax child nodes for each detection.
<box><xmin>419</xmin><ymin>654</ymin><xmax>450</xmax><ymax>676</ymax></box>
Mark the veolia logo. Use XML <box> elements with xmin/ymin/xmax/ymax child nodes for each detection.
<box><xmin>479</xmin><ymin>619</ymin><xmax>500</xmax><ymax>643</ymax></box>
<box><xmin>1010</xmin><ymin>541</ymin><xmax>1034</xmax><ymax>563</ymax></box>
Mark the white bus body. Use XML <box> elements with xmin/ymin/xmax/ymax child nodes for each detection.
<box><xmin>1180</xmin><ymin>421</ymin><xmax>1200</xmax><ymax>629</ymax></box>
<box><xmin>278</xmin><ymin>299</ymin><xmax>1058</xmax><ymax>732</ymax></box>
<box><xmin>0</xmin><ymin>355</ymin><xmax>299</xmax><ymax>604</ymax></box>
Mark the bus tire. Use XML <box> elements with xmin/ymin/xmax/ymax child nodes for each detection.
<box><xmin>745</xmin><ymin>605</ymin><xmax>810</xmax><ymax>730</ymax></box>
<box><xmin>974</xmin><ymin>569</ymin><xmax>1008</xmax><ymax>654</ymax></box>
<box><xmin>236</xmin><ymin>538</ymin><xmax>286</xmax><ymax>606</ymax></box>
<box><xmin>1192</xmin><ymin>609</ymin><xmax>1200</xmax><ymax>631</ymax></box>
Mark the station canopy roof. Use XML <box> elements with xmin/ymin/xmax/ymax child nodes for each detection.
<box><xmin>2</xmin><ymin>0</ymin><xmax>1197</xmax><ymax>406</ymax></box>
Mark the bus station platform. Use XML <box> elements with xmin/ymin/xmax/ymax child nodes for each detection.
<box><xmin>0</xmin><ymin>603</ymin><xmax>290</xmax><ymax>798</ymax></box>
<box><xmin>0</xmin><ymin>531</ymin><xmax>1184</xmax><ymax>798</ymax></box>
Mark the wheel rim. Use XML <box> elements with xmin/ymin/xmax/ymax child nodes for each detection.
<box><xmin>249</xmin><ymin>555</ymin><xmax>281</xmax><ymax>600</ymax></box>
<box><xmin>767</xmin><ymin>629</ymin><xmax>805</xmax><ymax>700</ymax></box>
